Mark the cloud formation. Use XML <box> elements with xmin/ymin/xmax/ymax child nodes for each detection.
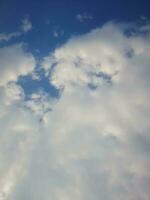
<box><xmin>0</xmin><ymin>21</ymin><xmax>150</xmax><ymax>200</ymax></box>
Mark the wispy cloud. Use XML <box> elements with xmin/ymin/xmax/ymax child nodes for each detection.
<box><xmin>0</xmin><ymin>18</ymin><xmax>32</xmax><ymax>43</ymax></box>
<box><xmin>0</xmin><ymin>32</ymin><xmax>21</xmax><ymax>42</ymax></box>
<box><xmin>52</xmin><ymin>25</ymin><xmax>65</xmax><ymax>38</ymax></box>
<box><xmin>53</xmin><ymin>29</ymin><xmax>64</xmax><ymax>37</ymax></box>
<box><xmin>76</xmin><ymin>13</ymin><xmax>93</xmax><ymax>22</ymax></box>
<box><xmin>20</xmin><ymin>18</ymin><xmax>32</xmax><ymax>33</ymax></box>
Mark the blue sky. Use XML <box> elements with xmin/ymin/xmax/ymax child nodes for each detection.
<box><xmin>0</xmin><ymin>0</ymin><xmax>150</xmax><ymax>56</ymax></box>
<box><xmin>0</xmin><ymin>1</ymin><xmax>150</xmax><ymax>199</ymax></box>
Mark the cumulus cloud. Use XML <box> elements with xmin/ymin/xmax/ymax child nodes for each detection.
<box><xmin>0</xmin><ymin>90</ymin><xmax>40</xmax><ymax>200</ymax></box>
<box><xmin>0</xmin><ymin>21</ymin><xmax>150</xmax><ymax>200</ymax></box>
<box><xmin>0</xmin><ymin>43</ymin><xmax>36</xmax><ymax>86</ymax></box>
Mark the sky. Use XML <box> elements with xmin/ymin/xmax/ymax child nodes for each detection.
<box><xmin>0</xmin><ymin>0</ymin><xmax>150</xmax><ymax>199</ymax></box>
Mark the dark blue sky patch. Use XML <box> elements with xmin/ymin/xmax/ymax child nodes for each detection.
<box><xmin>87</xmin><ymin>72</ymin><xmax>113</xmax><ymax>90</ymax></box>
<box><xmin>18</xmin><ymin>69</ymin><xmax>60</xmax><ymax>99</ymax></box>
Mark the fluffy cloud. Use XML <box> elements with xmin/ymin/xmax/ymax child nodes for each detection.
<box><xmin>0</xmin><ymin>43</ymin><xmax>36</xmax><ymax>86</ymax></box>
<box><xmin>0</xmin><ymin>21</ymin><xmax>150</xmax><ymax>200</ymax></box>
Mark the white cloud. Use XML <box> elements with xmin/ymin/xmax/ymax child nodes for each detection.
<box><xmin>25</xmin><ymin>90</ymin><xmax>54</xmax><ymax>118</ymax></box>
<box><xmin>0</xmin><ymin>21</ymin><xmax>150</xmax><ymax>200</ymax></box>
<box><xmin>76</xmin><ymin>13</ymin><xmax>93</xmax><ymax>22</ymax></box>
<box><xmin>0</xmin><ymin>43</ymin><xmax>36</xmax><ymax>86</ymax></box>
<box><xmin>41</xmin><ymin>21</ymin><xmax>150</xmax><ymax>199</ymax></box>
<box><xmin>0</xmin><ymin>94</ymin><xmax>40</xmax><ymax>200</ymax></box>
<box><xmin>43</xmin><ymin>22</ymin><xmax>129</xmax><ymax>89</ymax></box>
<box><xmin>21</xmin><ymin>18</ymin><xmax>32</xmax><ymax>33</ymax></box>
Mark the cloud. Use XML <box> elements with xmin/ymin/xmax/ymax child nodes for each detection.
<box><xmin>0</xmin><ymin>43</ymin><xmax>36</xmax><ymax>86</ymax></box>
<box><xmin>21</xmin><ymin>18</ymin><xmax>32</xmax><ymax>33</ymax></box>
<box><xmin>0</xmin><ymin>32</ymin><xmax>21</xmax><ymax>43</ymax></box>
<box><xmin>0</xmin><ymin>18</ymin><xmax>32</xmax><ymax>43</ymax></box>
<box><xmin>0</xmin><ymin>21</ymin><xmax>150</xmax><ymax>200</ymax></box>
<box><xmin>76</xmin><ymin>13</ymin><xmax>93</xmax><ymax>22</ymax></box>
<box><xmin>43</xmin><ymin>22</ymin><xmax>129</xmax><ymax>89</ymax></box>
